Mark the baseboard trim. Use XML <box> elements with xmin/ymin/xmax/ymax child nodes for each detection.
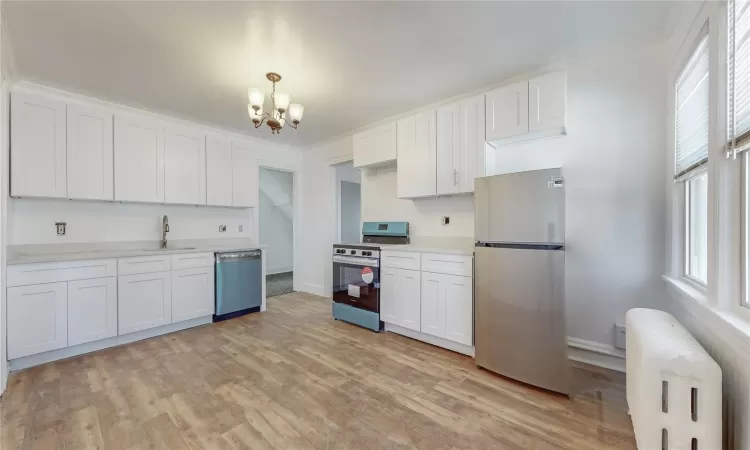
<box><xmin>299</xmin><ymin>282</ymin><xmax>326</xmax><ymax>297</ymax></box>
<box><xmin>567</xmin><ymin>337</ymin><xmax>626</xmax><ymax>372</ymax></box>
<box><xmin>9</xmin><ymin>316</ymin><xmax>213</xmax><ymax>372</ymax></box>
<box><xmin>385</xmin><ymin>323</ymin><xmax>475</xmax><ymax>357</ymax></box>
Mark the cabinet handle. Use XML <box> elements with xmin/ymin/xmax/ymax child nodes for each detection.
<box><xmin>454</xmin><ymin>169</ymin><xmax>458</xmax><ymax>186</ymax></box>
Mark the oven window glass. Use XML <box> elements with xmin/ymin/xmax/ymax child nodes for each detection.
<box><xmin>332</xmin><ymin>261</ymin><xmax>379</xmax><ymax>312</ymax></box>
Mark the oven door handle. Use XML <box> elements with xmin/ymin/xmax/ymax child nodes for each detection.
<box><xmin>332</xmin><ymin>256</ymin><xmax>380</xmax><ymax>267</ymax></box>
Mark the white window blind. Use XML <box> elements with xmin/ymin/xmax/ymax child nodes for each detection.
<box><xmin>728</xmin><ymin>0</ymin><xmax>750</xmax><ymax>157</ymax></box>
<box><xmin>675</xmin><ymin>31</ymin><xmax>710</xmax><ymax>179</ymax></box>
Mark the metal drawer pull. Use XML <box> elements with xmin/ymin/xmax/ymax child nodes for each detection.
<box><xmin>128</xmin><ymin>278</ymin><xmax>163</xmax><ymax>284</ymax></box>
<box><xmin>23</xmin><ymin>290</ymin><xmax>56</xmax><ymax>296</ymax></box>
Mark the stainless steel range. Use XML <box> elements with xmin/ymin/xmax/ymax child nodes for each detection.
<box><xmin>332</xmin><ymin>222</ymin><xmax>409</xmax><ymax>332</ymax></box>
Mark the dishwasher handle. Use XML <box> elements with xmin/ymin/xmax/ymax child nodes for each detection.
<box><xmin>216</xmin><ymin>250</ymin><xmax>262</xmax><ymax>262</ymax></box>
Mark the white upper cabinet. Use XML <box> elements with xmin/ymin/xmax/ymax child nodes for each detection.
<box><xmin>206</xmin><ymin>134</ymin><xmax>234</xmax><ymax>207</ymax></box>
<box><xmin>528</xmin><ymin>71</ymin><xmax>567</xmax><ymax>134</ymax></box>
<box><xmin>353</xmin><ymin>122</ymin><xmax>397</xmax><ymax>169</ymax></box>
<box><xmin>486</xmin><ymin>71</ymin><xmax>567</xmax><ymax>148</ymax></box>
<box><xmin>485</xmin><ymin>80</ymin><xmax>529</xmax><ymax>142</ymax></box>
<box><xmin>231</xmin><ymin>141</ymin><xmax>259</xmax><ymax>208</ymax></box>
<box><xmin>373</xmin><ymin>122</ymin><xmax>397</xmax><ymax>164</ymax></box>
<box><xmin>164</xmin><ymin>126</ymin><xmax>206</xmax><ymax>205</ymax></box>
<box><xmin>436</xmin><ymin>103</ymin><xmax>460</xmax><ymax>196</ymax></box>
<box><xmin>353</xmin><ymin>129</ymin><xmax>375</xmax><ymax>168</ymax></box>
<box><xmin>10</xmin><ymin>91</ymin><xmax>67</xmax><ymax>198</ymax></box>
<box><xmin>66</xmin><ymin>103</ymin><xmax>114</xmax><ymax>200</ymax></box>
<box><xmin>114</xmin><ymin>113</ymin><xmax>165</xmax><ymax>203</ymax></box>
<box><xmin>397</xmin><ymin>110</ymin><xmax>437</xmax><ymax>199</ymax></box>
<box><xmin>458</xmin><ymin>94</ymin><xmax>486</xmax><ymax>193</ymax></box>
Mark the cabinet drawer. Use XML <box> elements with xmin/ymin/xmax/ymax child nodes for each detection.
<box><xmin>171</xmin><ymin>252</ymin><xmax>214</xmax><ymax>270</ymax></box>
<box><xmin>118</xmin><ymin>255</ymin><xmax>171</xmax><ymax>275</ymax></box>
<box><xmin>381</xmin><ymin>251</ymin><xmax>420</xmax><ymax>271</ymax></box>
<box><xmin>8</xmin><ymin>259</ymin><xmax>117</xmax><ymax>287</ymax></box>
<box><xmin>421</xmin><ymin>253</ymin><xmax>473</xmax><ymax>277</ymax></box>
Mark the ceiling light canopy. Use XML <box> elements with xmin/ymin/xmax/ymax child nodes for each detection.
<box><xmin>248</xmin><ymin>72</ymin><xmax>303</xmax><ymax>134</ymax></box>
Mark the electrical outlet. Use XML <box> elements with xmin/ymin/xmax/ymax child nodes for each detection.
<box><xmin>441</xmin><ymin>217</ymin><xmax>450</xmax><ymax>225</ymax></box>
<box><xmin>614</xmin><ymin>324</ymin><xmax>626</xmax><ymax>350</ymax></box>
<box><xmin>238</xmin><ymin>225</ymin><xmax>243</xmax><ymax>232</ymax></box>
<box><xmin>55</xmin><ymin>222</ymin><xmax>67</xmax><ymax>236</ymax></box>
<box><xmin>219</xmin><ymin>225</ymin><xmax>227</xmax><ymax>233</ymax></box>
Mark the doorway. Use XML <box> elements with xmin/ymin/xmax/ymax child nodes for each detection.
<box><xmin>259</xmin><ymin>167</ymin><xmax>295</xmax><ymax>297</ymax></box>
<box><xmin>335</xmin><ymin>161</ymin><xmax>361</xmax><ymax>243</ymax></box>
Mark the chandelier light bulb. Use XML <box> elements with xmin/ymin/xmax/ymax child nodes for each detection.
<box><xmin>274</xmin><ymin>92</ymin><xmax>290</xmax><ymax>112</ymax></box>
<box><xmin>288</xmin><ymin>104</ymin><xmax>304</xmax><ymax>123</ymax></box>
<box><xmin>248</xmin><ymin>88</ymin><xmax>264</xmax><ymax>109</ymax></box>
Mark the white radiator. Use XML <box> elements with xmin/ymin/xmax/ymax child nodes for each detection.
<box><xmin>626</xmin><ymin>308</ymin><xmax>722</xmax><ymax>450</ymax></box>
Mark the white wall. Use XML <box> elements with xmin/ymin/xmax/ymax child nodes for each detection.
<box><xmin>8</xmin><ymin>198</ymin><xmax>253</xmax><ymax>245</ymax></box>
<box><xmin>0</xmin><ymin>8</ymin><xmax>11</xmax><ymax>394</ymax></box>
<box><xmin>259</xmin><ymin>168</ymin><xmax>294</xmax><ymax>274</ymax></box>
<box><xmin>298</xmin><ymin>137</ymin><xmax>351</xmax><ymax>296</ymax></box>
<box><xmin>362</xmin><ymin>166</ymin><xmax>474</xmax><ymax>237</ymax></box>
<box><xmin>485</xmin><ymin>43</ymin><xmax>669</xmax><ymax>349</ymax></box>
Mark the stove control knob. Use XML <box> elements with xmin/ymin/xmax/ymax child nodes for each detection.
<box><xmin>350</xmin><ymin>250</ymin><xmax>356</xmax><ymax>255</ymax></box>
<box><xmin>364</xmin><ymin>251</ymin><xmax>371</xmax><ymax>256</ymax></box>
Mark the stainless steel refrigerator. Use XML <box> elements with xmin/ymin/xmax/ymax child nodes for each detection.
<box><xmin>474</xmin><ymin>168</ymin><xmax>570</xmax><ymax>395</ymax></box>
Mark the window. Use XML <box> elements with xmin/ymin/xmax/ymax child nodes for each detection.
<box><xmin>729</xmin><ymin>0</ymin><xmax>750</xmax><ymax>306</ymax></box>
<box><xmin>675</xmin><ymin>29</ymin><xmax>710</xmax><ymax>285</ymax></box>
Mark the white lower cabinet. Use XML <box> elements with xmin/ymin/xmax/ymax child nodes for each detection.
<box><xmin>68</xmin><ymin>277</ymin><xmax>118</xmax><ymax>346</ymax></box>
<box><xmin>172</xmin><ymin>267</ymin><xmax>215</xmax><ymax>323</ymax></box>
<box><xmin>8</xmin><ymin>282</ymin><xmax>68</xmax><ymax>359</ymax></box>
<box><xmin>420</xmin><ymin>272</ymin><xmax>473</xmax><ymax>346</ymax></box>
<box><xmin>382</xmin><ymin>250</ymin><xmax>474</xmax><ymax>350</ymax></box>
<box><xmin>420</xmin><ymin>272</ymin><xmax>446</xmax><ymax>338</ymax></box>
<box><xmin>380</xmin><ymin>267</ymin><xmax>421</xmax><ymax>331</ymax></box>
<box><xmin>443</xmin><ymin>274</ymin><xmax>473</xmax><ymax>346</ymax></box>
<box><xmin>118</xmin><ymin>272</ymin><xmax>172</xmax><ymax>335</ymax></box>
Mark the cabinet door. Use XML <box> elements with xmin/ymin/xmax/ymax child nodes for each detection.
<box><xmin>420</xmin><ymin>272</ymin><xmax>446</xmax><ymax>338</ymax></box>
<box><xmin>172</xmin><ymin>267</ymin><xmax>215</xmax><ymax>323</ymax></box>
<box><xmin>444</xmin><ymin>274</ymin><xmax>473</xmax><ymax>346</ymax></box>
<box><xmin>380</xmin><ymin>268</ymin><xmax>397</xmax><ymax>324</ymax></box>
<box><xmin>10</xmin><ymin>91</ymin><xmax>67</xmax><ymax>198</ymax></box>
<box><xmin>206</xmin><ymin>134</ymin><xmax>233</xmax><ymax>206</ymax></box>
<box><xmin>485</xmin><ymin>81</ymin><xmax>529</xmax><ymax>141</ymax></box>
<box><xmin>437</xmin><ymin>103</ymin><xmax>460</xmax><ymax>195</ymax></box>
<box><xmin>398</xmin><ymin>269</ymin><xmax>421</xmax><ymax>332</ymax></box>
<box><xmin>373</xmin><ymin>123</ymin><xmax>397</xmax><ymax>164</ymax></box>
<box><xmin>353</xmin><ymin>130</ymin><xmax>374</xmax><ymax>168</ymax></box>
<box><xmin>114</xmin><ymin>114</ymin><xmax>165</xmax><ymax>203</ymax></box>
<box><xmin>68</xmin><ymin>277</ymin><xmax>117</xmax><ymax>346</ymax></box>
<box><xmin>66</xmin><ymin>103</ymin><xmax>114</xmax><ymax>200</ymax></box>
<box><xmin>529</xmin><ymin>72</ymin><xmax>567</xmax><ymax>133</ymax></box>
<box><xmin>397</xmin><ymin>111</ymin><xmax>437</xmax><ymax>198</ymax></box>
<box><xmin>7</xmin><ymin>282</ymin><xmax>68</xmax><ymax>359</ymax></box>
<box><xmin>231</xmin><ymin>142</ymin><xmax>259</xmax><ymax>207</ymax></box>
<box><xmin>458</xmin><ymin>94</ymin><xmax>486</xmax><ymax>193</ymax></box>
<box><xmin>164</xmin><ymin>126</ymin><xmax>206</xmax><ymax>205</ymax></box>
<box><xmin>118</xmin><ymin>272</ymin><xmax>172</xmax><ymax>335</ymax></box>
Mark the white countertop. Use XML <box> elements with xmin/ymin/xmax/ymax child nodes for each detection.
<box><xmin>380</xmin><ymin>237</ymin><xmax>475</xmax><ymax>256</ymax></box>
<box><xmin>8</xmin><ymin>239</ymin><xmax>266</xmax><ymax>265</ymax></box>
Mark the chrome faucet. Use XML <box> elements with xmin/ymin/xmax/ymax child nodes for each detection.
<box><xmin>161</xmin><ymin>215</ymin><xmax>169</xmax><ymax>249</ymax></box>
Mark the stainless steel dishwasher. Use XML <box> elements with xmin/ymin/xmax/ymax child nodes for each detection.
<box><xmin>214</xmin><ymin>250</ymin><xmax>263</xmax><ymax>321</ymax></box>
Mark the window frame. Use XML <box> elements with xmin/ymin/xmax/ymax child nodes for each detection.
<box><xmin>684</xmin><ymin>169</ymin><xmax>709</xmax><ymax>287</ymax></box>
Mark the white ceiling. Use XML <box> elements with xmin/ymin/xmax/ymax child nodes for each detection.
<box><xmin>3</xmin><ymin>1</ymin><xmax>677</xmax><ymax>147</ymax></box>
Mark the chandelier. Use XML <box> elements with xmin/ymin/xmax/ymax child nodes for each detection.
<box><xmin>247</xmin><ymin>72</ymin><xmax>304</xmax><ymax>134</ymax></box>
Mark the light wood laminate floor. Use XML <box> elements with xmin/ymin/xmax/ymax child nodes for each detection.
<box><xmin>0</xmin><ymin>292</ymin><xmax>636</xmax><ymax>449</ymax></box>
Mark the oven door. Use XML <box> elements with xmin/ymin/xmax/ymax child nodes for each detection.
<box><xmin>332</xmin><ymin>255</ymin><xmax>380</xmax><ymax>313</ymax></box>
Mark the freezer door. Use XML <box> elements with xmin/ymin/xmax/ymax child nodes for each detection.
<box><xmin>474</xmin><ymin>168</ymin><xmax>564</xmax><ymax>244</ymax></box>
<box><xmin>474</xmin><ymin>245</ymin><xmax>570</xmax><ymax>395</ymax></box>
